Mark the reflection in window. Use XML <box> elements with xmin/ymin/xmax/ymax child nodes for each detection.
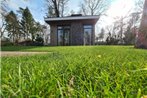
<box><xmin>84</xmin><ymin>25</ymin><xmax>93</xmax><ymax>45</ymax></box>
<box><xmin>64</xmin><ymin>29</ymin><xmax>70</xmax><ymax>45</ymax></box>
<box><xmin>84</xmin><ymin>25</ymin><xmax>92</xmax><ymax>29</ymax></box>
<box><xmin>58</xmin><ymin>30</ymin><xmax>63</xmax><ymax>45</ymax></box>
<box><xmin>57</xmin><ymin>26</ymin><xmax>63</xmax><ymax>29</ymax></box>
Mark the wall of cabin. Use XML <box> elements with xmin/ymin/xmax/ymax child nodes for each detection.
<box><xmin>49</xmin><ymin>20</ymin><xmax>95</xmax><ymax>46</ymax></box>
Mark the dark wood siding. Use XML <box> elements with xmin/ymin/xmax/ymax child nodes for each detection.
<box><xmin>49</xmin><ymin>20</ymin><xmax>96</xmax><ymax>46</ymax></box>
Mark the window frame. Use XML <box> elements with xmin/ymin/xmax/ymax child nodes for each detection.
<box><xmin>57</xmin><ymin>25</ymin><xmax>70</xmax><ymax>46</ymax></box>
<box><xmin>83</xmin><ymin>24</ymin><xmax>93</xmax><ymax>45</ymax></box>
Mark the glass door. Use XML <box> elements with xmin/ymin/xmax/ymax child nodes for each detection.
<box><xmin>83</xmin><ymin>25</ymin><xmax>92</xmax><ymax>45</ymax></box>
<box><xmin>58</xmin><ymin>29</ymin><xmax>64</xmax><ymax>45</ymax></box>
<box><xmin>64</xmin><ymin>29</ymin><xmax>70</xmax><ymax>46</ymax></box>
<box><xmin>57</xmin><ymin>26</ymin><xmax>70</xmax><ymax>46</ymax></box>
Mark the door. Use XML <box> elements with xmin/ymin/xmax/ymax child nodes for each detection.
<box><xmin>57</xmin><ymin>26</ymin><xmax>70</xmax><ymax>46</ymax></box>
<box><xmin>64</xmin><ymin>29</ymin><xmax>70</xmax><ymax>46</ymax></box>
<box><xmin>83</xmin><ymin>25</ymin><xmax>92</xmax><ymax>45</ymax></box>
<box><xmin>84</xmin><ymin>29</ymin><xmax>91</xmax><ymax>45</ymax></box>
<box><xmin>58</xmin><ymin>29</ymin><xmax>64</xmax><ymax>45</ymax></box>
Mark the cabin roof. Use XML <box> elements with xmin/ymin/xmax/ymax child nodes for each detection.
<box><xmin>44</xmin><ymin>15</ymin><xmax>99</xmax><ymax>24</ymax></box>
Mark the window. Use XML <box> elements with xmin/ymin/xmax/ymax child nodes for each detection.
<box><xmin>58</xmin><ymin>29</ymin><xmax>63</xmax><ymax>45</ymax></box>
<box><xmin>57</xmin><ymin>26</ymin><xmax>70</xmax><ymax>46</ymax></box>
<box><xmin>83</xmin><ymin>25</ymin><xmax>93</xmax><ymax>45</ymax></box>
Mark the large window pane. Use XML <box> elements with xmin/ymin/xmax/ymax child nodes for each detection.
<box><xmin>64</xmin><ymin>29</ymin><xmax>70</xmax><ymax>46</ymax></box>
<box><xmin>84</xmin><ymin>25</ymin><xmax>92</xmax><ymax>29</ymax></box>
<box><xmin>57</xmin><ymin>26</ymin><xmax>63</xmax><ymax>29</ymax></box>
<box><xmin>84</xmin><ymin>25</ymin><xmax>92</xmax><ymax>45</ymax></box>
<box><xmin>57</xmin><ymin>26</ymin><xmax>70</xmax><ymax>46</ymax></box>
<box><xmin>58</xmin><ymin>30</ymin><xmax>63</xmax><ymax>45</ymax></box>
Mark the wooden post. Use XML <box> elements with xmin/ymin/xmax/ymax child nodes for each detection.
<box><xmin>135</xmin><ymin>0</ymin><xmax>147</xmax><ymax>49</ymax></box>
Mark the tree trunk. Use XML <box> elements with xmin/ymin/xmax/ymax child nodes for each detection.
<box><xmin>135</xmin><ymin>0</ymin><xmax>147</xmax><ymax>49</ymax></box>
<box><xmin>53</xmin><ymin>0</ymin><xmax>60</xmax><ymax>17</ymax></box>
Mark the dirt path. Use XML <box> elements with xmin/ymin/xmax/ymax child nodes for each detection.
<box><xmin>1</xmin><ymin>51</ymin><xmax>50</xmax><ymax>57</ymax></box>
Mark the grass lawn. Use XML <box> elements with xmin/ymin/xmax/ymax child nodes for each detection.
<box><xmin>1</xmin><ymin>46</ymin><xmax>147</xmax><ymax>97</ymax></box>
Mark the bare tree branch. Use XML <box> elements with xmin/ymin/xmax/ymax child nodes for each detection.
<box><xmin>46</xmin><ymin>0</ymin><xmax>69</xmax><ymax>17</ymax></box>
<box><xmin>79</xmin><ymin>0</ymin><xmax>110</xmax><ymax>16</ymax></box>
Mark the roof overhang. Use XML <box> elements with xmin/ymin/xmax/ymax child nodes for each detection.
<box><xmin>44</xmin><ymin>15</ymin><xmax>99</xmax><ymax>24</ymax></box>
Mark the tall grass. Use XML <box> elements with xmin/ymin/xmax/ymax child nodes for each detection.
<box><xmin>1</xmin><ymin>46</ymin><xmax>147</xmax><ymax>97</ymax></box>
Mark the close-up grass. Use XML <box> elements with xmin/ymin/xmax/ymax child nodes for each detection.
<box><xmin>1</xmin><ymin>46</ymin><xmax>147</xmax><ymax>97</ymax></box>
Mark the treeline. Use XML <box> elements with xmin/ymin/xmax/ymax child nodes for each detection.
<box><xmin>2</xmin><ymin>7</ymin><xmax>43</xmax><ymax>45</ymax></box>
<box><xmin>96</xmin><ymin>19</ymin><xmax>137</xmax><ymax>45</ymax></box>
<box><xmin>96</xmin><ymin>0</ymin><xmax>144</xmax><ymax>45</ymax></box>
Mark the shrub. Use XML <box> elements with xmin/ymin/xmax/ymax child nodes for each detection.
<box><xmin>1</xmin><ymin>41</ymin><xmax>14</xmax><ymax>46</ymax></box>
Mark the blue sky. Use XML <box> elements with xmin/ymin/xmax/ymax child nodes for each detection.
<box><xmin>5</xmin><ymin>0</ymin><xmax>136</xmax><ymax>33</ymax></box>
<box><xmin>6</xmin><ymin>0</ymin><xmax>114</xmax><ymax>23</ymax></box>
<box><xmin>6</xmin><ymin>0</ymin><xmax>46</xmax><ymax>24</ymax></box>
<box><xmin>6</xmin><ymin>0</ymin><xmax>84</xmax><ymax>24</ymax></box>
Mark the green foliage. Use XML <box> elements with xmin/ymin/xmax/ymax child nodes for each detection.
<box><xmin>106</xmin><ymin>32</ymin><xmax>119</xmax><ymax>45</ymax></box>
<box><xmin>5</xmin><ymin>11</ymin><xmax>20</xmax><ymax>42</ymax></box>
<box><xmin>35</xmin><ymin>34</ymin><xmax>44</xmax><ymax>45</ymax></box>
<box><xmin>1</xmin><ymin>46</ymin><xmax>147</xmax><ymax>97</ymax></box>
<box><xmin>47</xmin><ymin>6</ymin><xmax>56</xmax><ymax>17</ymax></box>
<box><xmin>99</xmin><ymin>28</ymin><xmax>105</xmax><ymax>40</ymax></box>
<box><xmin>123</xmin><ymin>26</ymin><xmax>136</xmax><ymax>45</ymax></box>
<box><xmin>1</xmin><ymin>41</ymin><xmax>14</xmax><ymax>46</ymax></box>
<box><xmin>3</xmin><ymin>7</ymin><xmax>43</xmax><ymax>43</ymax></box>
<box><xmin>20</xmin><ymin>7</ymin><xmax>35</xmax><ymax>40</ymax></box>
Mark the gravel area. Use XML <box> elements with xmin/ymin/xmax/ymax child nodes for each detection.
<box><xmin>1</xmin><ymin>51</ymin><xmax>49</xmax><ymax>57</ymax></box>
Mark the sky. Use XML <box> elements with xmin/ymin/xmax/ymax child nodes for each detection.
<box><xmin>98</xmin><ymin>0</ymin><xmax>135</xmax><ymax>27</ymax></box>
<box><xmin>3</xmin><ymin>0</ymin><xmax>137</xmax><ymax>33</ymax></box>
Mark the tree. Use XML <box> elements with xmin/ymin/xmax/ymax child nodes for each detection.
<box><xmin>0</xmin><ymin>0</ymin><xmax>9</xmax><ymax>38</ymax></box>
<box><xmin>135</xmin><ymin>0</ymin><xmax>144</xmax><ymax>12</ymax></box>
<box><xmin>35</xmin><ymin>34</ymin><xmax>44</xmax><ymax>46</ymax></box>
<box><xmin>79</xmin><ymin>0</ymin><xmax>110</xmax><ymax>16</ymax></box>
<box><xmin>114</xmin><ymin>16</ymin><xmax>127</xmax><ymax>43</ymax></box>
<box><xmin>106</xmin><ymin>31</ymin><xmax>119</xmax><ymax>45</ymax></box>
<box><xmin>33</xmin><ymin>22</ymin><xmax>43</xmax><ymax>41</ymax></box>
<box><xmin>135</xmin><ymin>0</ymin><xmax>147</xmax><ymax>49</ymax></box>
<box><xmin>60</xmin><ymin>0</ymin><xmax>69</xmax><ymax>17</ymax></box>
<box><xmin>46</xmin><ymin>0</ymin><xmax>69</xmax><ymax>17</ymax></box>
<box><xmin>70</xmin><ymin>10</ymin><xmax>75</xmax><ymax>15</ymax></box>
<box><xmin>0</xmin><ymin>15</ymin><xmax>7</xmax><ymax>38</ymax></box>
<box><xmin>30</xmin><ymin>22</ymin><xmax>39</xmax><ymax>41</ymax></box>
<box><xmin>1</xmin><ymin>0</ymin><xmax>28</xmax><ymax>38</ymax></box>
<box><xmin>122</xmin><ymin>12</ymin><xmax>140</xmax><ymax>45</ymax></box>
<box><xmin>131</xmin><ymin>0</ymin><xmax>144</xmax><ymax>29</ymax></box>
<box><xmin>128</xmin><ymin>12</ymin><xmax>140</xmax><ymax>28</ymax></box>
<box><xmin>98</xmin><ymin>28</ymin><xmax>105</xmax><ymax>41</ymax></box>
<box><xmin>105</xmin><ymin>25</ymin><xmax>120</xmax><ymax>45</ymax></box>
<box><xmin>20</xmin><ymin>7</ymin><xmax>36</xmax><ymax>40</ymax></box>
<box><xmin>4</xmin><ymin>11</ymin><xmax>20</xmax><ymax>43</ymax></box>
<box><xmin>18</xmin><ymin>7</ymin><xmax>43</xmax><ymax>42</ymax></box>
<box><xmin>123</xmin><ymin>26</ymin><xmax>136</xmax><ymax>45</ymax></box>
